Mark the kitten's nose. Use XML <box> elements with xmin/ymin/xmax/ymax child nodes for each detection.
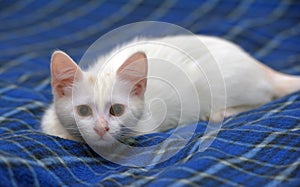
<box><xmin>94</xmin><ymin>118</ymin><xmax>110</xmax><ymax>138</ymax></box>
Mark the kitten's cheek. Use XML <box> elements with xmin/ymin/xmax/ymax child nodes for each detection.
<box><xmin>108</xmin><ymin>122</ymin><xmax>121</xmax><ymax>134</ymax></box>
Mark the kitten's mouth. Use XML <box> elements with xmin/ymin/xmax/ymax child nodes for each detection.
<box><xmin>93</xmin><ymin>133</ymin><xmax>112</xmax><ymax>143</ymax></box>
<box><xmin>95</xmin><ymin>132</ymin><xmax>116</xmax><ymax>143</ymax></box>
<box><xmin>96</xmin><ymin>133</ymin><xmax>109</xmax><ymax>140</ymax></box>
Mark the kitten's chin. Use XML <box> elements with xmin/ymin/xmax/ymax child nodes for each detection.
<box><xmin>83</xmin><ymin>133</ymin><xmax>117</xmax><ymax>148</ymax></box>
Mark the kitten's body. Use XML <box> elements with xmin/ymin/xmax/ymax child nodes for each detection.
<box><xmin>41</xmin><ymin>35</ymin><xmax>300</xmax><ymax>145</ymax></box>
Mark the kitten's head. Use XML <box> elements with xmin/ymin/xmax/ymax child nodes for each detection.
<box><xmin>50</xmin><ymin>51</ymin><xmax>147</xmax><ymax>146</ymax></box>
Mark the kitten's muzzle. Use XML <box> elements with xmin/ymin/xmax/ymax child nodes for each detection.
<box><xmin>93</xmin><ymin>118</ymin><xmax>110</xmax><ymax>138</ymax></box>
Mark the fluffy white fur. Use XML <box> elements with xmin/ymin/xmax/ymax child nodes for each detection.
<box><xmin>41</xmin><ymin>35</ymin><xmax>300</xmax><ymax>146</ymax></box>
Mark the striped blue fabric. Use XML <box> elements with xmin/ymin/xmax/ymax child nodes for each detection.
<box><xmin>0</xmin><ymin>0</ymin><xmax>299</xmax><ymax>186</ymax></box>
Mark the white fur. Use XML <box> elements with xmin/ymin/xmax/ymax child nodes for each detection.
<box><xmin>41</xmin><ymin>35</ymin><xmax>300</xmax><ymax>145</ymax></box>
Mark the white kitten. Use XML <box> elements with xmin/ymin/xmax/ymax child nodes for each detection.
<box><xmin>41</xmin><ymin>35</ymin><xmax>300</xmax><ymax>146</ymax></box>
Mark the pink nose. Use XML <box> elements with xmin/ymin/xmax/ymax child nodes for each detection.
<box><xmin>93</xmin><ymin>118</ymin><xmax>110</xmax><ymax>138</ymax></box>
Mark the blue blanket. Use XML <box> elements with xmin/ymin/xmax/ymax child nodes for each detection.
<box><xmin>0</xmin><ymin>1</ymin><xmax>299</xmax><ymax>186</ymax></box>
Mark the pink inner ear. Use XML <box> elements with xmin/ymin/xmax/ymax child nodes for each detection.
<box><xmin>51</xmin><ymin>51</ymin><xmax>82</xmax><ymax>97</ymax></box>
<box><xmin>131</xmin><ymin>79</ymin><xmax>147</xmax><ymax>97</ymax></box>
<box><xmin>117</xmin><ymin>52</ymin><xmax>148</xmax><ymax>97</ymax></box>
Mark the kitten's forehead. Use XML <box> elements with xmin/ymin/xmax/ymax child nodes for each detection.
<box><xmin>73</xmin><ymin>61</ymin><xmax>133</xmax><ymax>109</ymax></box>
<box><xmin>93</xmin><ymin>71</ymin><xmax>123</xmax><ymax>104</ymax></box>
<box><xmin>94</xmin><ymin>71</ymin><xmax>132</xmax><ymax>104</ymax></box>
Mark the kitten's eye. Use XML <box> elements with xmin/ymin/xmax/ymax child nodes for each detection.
<box><xmin>109</xmin><ymin>104</ymin><xmax>125</xmax><ymax>116</ymax></box>
<box><xmin>77</xmin><ymin>105</ymin><xmax>93</xmax><ymax>117</ymax></box>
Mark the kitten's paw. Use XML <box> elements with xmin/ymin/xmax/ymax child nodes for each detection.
<box><xmin>209</xmin><ymin>105</ymin><xmax>257</xmax><ymax>122</ymax></box>
<box><xmin>209</xmin><ymin>110</ymin><xmax>226</xmax><ymax>122</ymax></box>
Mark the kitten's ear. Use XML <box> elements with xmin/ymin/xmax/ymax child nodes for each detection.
<box><xmin>117</xmin><ymin>52</ymin><xmax>148</xmax><ymax>97</ymax></box>
<box><xmin>51</xmin><ymin>51</ymin><xmax>82</xmax><ymax>97</ymax></box>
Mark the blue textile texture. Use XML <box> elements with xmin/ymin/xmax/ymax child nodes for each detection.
<box><xmin>0</xmin><ymin>0</ymin><xmax>300</xmax><ymax>186</ymax></box>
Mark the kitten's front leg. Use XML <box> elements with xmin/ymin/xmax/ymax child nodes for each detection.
<box><xmin>207</xmin><ymin>105</ymin><xmax>260</xmax><ymax>122</ymax></box>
